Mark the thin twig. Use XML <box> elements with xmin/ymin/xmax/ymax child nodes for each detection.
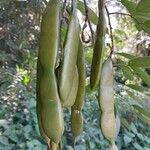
<box><xmin>83</xmin><ymin>0</ymin><xmax>94</xmax><ymax>43</ymax></box>
<box><xmin>105</xmin><ymin>6</ymin><xmax>114</xmax><ymax>57</ymax></box>
<box><xmin>109</xmin><ymin>12</ymin><xmax>148</xmax><ymax>34</ymax></box>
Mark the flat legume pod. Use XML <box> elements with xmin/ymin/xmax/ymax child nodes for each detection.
<box><xmin>99</xmin><ymin>58</ymin><xmax>118</xmax><ymax>150</ymax></box>
<box><xmin>59</xmin><ymin>0</ymin><xmax>80</xmax><ymax>105</ymax></box>
<box><xmin>37</xmin><ymin>0</ymin><xmax>64</xmax><ymax>144</ymax></box>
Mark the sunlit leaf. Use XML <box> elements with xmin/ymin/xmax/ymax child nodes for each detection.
<box><xmin>117</xmin><ymin>58</ymin><xmax>126</xmax><ymax>65</ymax></box>
<box><xmin>121</xmin><ymin>118</ymin><xmax>130</xmax><ymax>130</ymax></box>
<box><xmin>136</xmin><ymin>0</ymin><xmax>150</xmax><ymax>13</ymax></box>
<box><xmin>126</xmin><ymin>84</ymin><xmax>144</xmax><ymax>93</ymax></box>
<box><xmin>131</xmin><ymin>67</ymin><xmax>150</xmax><ymax>87</ymax></box>
<box><xmin>137</xmin><ymin>113</ymin><xmax>150</xmax><ymax>125</ymax></box>
<box><xmin>22</xmin><ymin>74</ymin><xmax>30</xmax><ymax>86</ymax></box>
<box><xmin>116</xmin><ymin>53</ymin><xmax>136</xmax><ymax>59</ymax></box>
<box><xmin>77</xmin><ymin>0</ymin><xmax>98</xmax><ymax>25</ymax></box>
<box><xmin>126</xmin><ymin>90</ymin><xmax>142</xmax><ymax>101</ymax></box>
<box><xmin>142</xmin><ymin>20</ymin><xmax>150</xmax><ymax>34</ymax></box>
<box><xmin>129</xmin><ymin>56</ymin><xmax>150</xmax><ymax>68</ymax></box>
<box><xmin>121</xmin><ymin>0</ymin><xmax>136</xmax><ymax>15</ymax></box>
<box><xmin>133</xmin><ymin>105</ymin><xmax>150</xmax><ymax>118</ymax></box>
<box><xmin>120</xmin><ymin>66</ymin><xmax>134</xmax><ymax>80</ymax></box>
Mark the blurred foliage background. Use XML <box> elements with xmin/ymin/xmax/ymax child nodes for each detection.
<box><xmin>0</xmin><ymin>0</ymin><xmax>150</xmax><ymax>150</ymax></box>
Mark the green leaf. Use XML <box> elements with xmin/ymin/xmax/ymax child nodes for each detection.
<box><xmin>129</xmin><ymin>56</ymin><xmax>150</xmax><ymax>68</ymax></box>
<box><xmin>120</xmin><ymin>66</ymin><xmax>134</xmax><ymax>80</ymax></box>
<box><xmin>126</xmin><ymin>90</ymin><xmax>142</xmax><ymax>101</ymax></box>
<box><xmin>122</xmin><ymin>0</ymin><xmax>150</xmax><ymax>33</ymax></box>
<box><xmin>137</xmin><ymin>113</ymin><xmax>150</xmax><ymax>125</ymax></box>
<box><xmin>117</xmin><ymin>58</ymin><xmax>126</xmax><ymax>65</ymax></box>
<box><xmin>136</xmin><ymin>0</ymin><xmax>150</xmax><ymax>13</ymax></box>
<box><xmin>121</xmin><ymin>0</ymin><xmax>136</xmax><ymax>15</ymax></box>
<box><xmin>86</xmin><ymin>83</ymin><xmax>91</xmax><ymax>95</ymax></box>
<box><xmin>133</xmin><ymin>18</ymin><xmax>150</xmax><ymax>33</ymax></box>
<box><xmin>121</xmin><ymin>118</ymin><xmax>130</xmax><ymax>130</ymax></box>
<box><xmin>117</xmin><ymin>52</ymin><xmax>136</xmax><ymax>59</ymax></box>
<box><xmin>133</xmin><ymin>105</ymin><xmax>150</xmax><ymax>118</ymax></box>
<box><xmin>126</xmin><ymin>84</ymin><xmax>144</xmax><ymax>93</ymax></box>
<box><xmin>143</xmin><ymin>20</ymin><xmax>150</xmax><ymax>34</ymax></box>
<box><xmin>77</xmin><ymin>0</ymin><xmax>98</xmax><ymax>25</ymax></box>
<box><xmin>22</xmin><ymin>74</ymin><xmax>30</xmax><ymax>86</ymax></box>
<box><xmin>134</xmin><ymin>14</ymin><xmax>150</xmax><ymax>22</ymax></box>
<box><xmin>131</xmin><ymin>67</ymin><xmax>150</xmax><ymax>87</ymax></box>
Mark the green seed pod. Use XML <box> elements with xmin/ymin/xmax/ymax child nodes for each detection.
<box><xmin>62</xmin><ymin>66</ymin><xmax>79</xmax><ymax>107</ymax></box>
<box><xmin>59</xmin><ymin>0</ymin><xmax>80</xmax><ymax>104</ymax></box>
<box><xmin>40</xmin><ymin>102</ymin><xmax>64</xmax><ymax>144</ymax></box>
<box><xmin>72</xmin><ymin>39</ymin><xmax>86</xmax><ymax>111</ymax></box>
<box><xmin>101</xmin><ymin>113</ymin><xmax>116</xmax><ymax>142</ymax></box>
<box><xmin>37</xmin><ymin>0</ymin><xmax>64</xmax><ymax>144</ymax></box>
<box><xmin>90</xmin><ymin>0</ymin><xmax>105</xmax><ymax>91</ymax></box>
<box><xmin>36</xmin><ymin>61</ymin><xmax>50</xmax><ymax>144</ymax></box>
<box><xmin>71</xmin><ymin>110</ymin><xmax>83</xmax><ymax>137</ymax></box>
<box><xmin>99</xmin><ymin>58</ymin><xmax>118</xmax><ymax>149</ymax></box>
<box><xmin>99</xmin><ymin>58</ymin><xmax>114</xmax><ymax>113</ymax></box>
<box><xmin>39</xmin><ymin>0</ymin><xmax>60</xmax><ymax>70</ymax></box>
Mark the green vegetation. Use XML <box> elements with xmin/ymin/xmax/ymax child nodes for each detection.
<box><xmin>0</xmin><ymin>0</ymin><xmax>150</xmax><ymax>149</ymax></box>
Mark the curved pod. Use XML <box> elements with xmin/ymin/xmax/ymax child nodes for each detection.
<box><xmin>36</xmin><ymin>61</ymin><xmax>50</xmax><ymax>143</ymax></box>
<box><xmin>72</xmin><ymin>39</ymin><xmax>86</xmax><ymax>111</ymax></box>
<box><xmin>59</xmin><ymin>0</ymin><xmax>80</xmax><ymax>104</ymax></box>
<box><xmin>71</xmin><ymin>110</ymin><xmax>83</xmax><ymax>137</ymax></box>
<box><xmin>37</xmin><ymin>0</ymin><xmax>64</xmax><ymax>144</ymax></box>
<box><xmin>90</xmin><ymin>0</ymin><xmax>106</xmax><ymax>91</ymax></box>
<box><xmin>62</xmin><ymin>66</ymin><xmax>79</xmax><ymax>107</ymax></box>
<box><xmin>99</xmin><ymin>58</ymin><xmax>118</xmax><ymax>150</ymax></box>
<box><xmin>39</xmin><ymin>0</ymin><xmax>60</xmax><ymax>70</ymax></box>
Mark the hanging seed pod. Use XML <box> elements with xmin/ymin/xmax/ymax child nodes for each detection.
<box><xmin>59</xmin><ymin>0</ymin><xmax>80</xmax><ymax>106</ymax></box>
<box><xmin>99</xmin><ymin>58</ymin><xmax>118</xmax><ymax>150</ymax></box>
<box><xmin>71</xmin><ymin>39</ymin><xmax>85</xmax><ymax>138</ymax></box>
<box><xmin>36</xmin><ymin>61</ymin><xmax>50</xmax><ymax>143</ymax></box>
<box><xmin>37</xmin><ymin>0</ymin><xmax>64</xmax><ymax>145</ymax></box>
<box><xmin>72</xmin><ymin>38</ymin><xmax>86</xmax><ymax>111</ymax></box>
<box><xmin>71</xmin><ymin>110</ymin><xmax>83</xmax><ymax>137</ymax></box>
<box><xmin>90</xmin><ymin>0</ymin><xmax>106</xmax><ymax>91</ymax></box>
<box><xmin>63</xmin><ymin>66</ymin><xmax>79</xmax><ymax>107</ymax></box>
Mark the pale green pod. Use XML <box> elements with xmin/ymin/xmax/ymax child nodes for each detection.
<box><xmin>90</xmin><ymin>0</ymin><xmax>106</xmax><ymax>91</ymax></box>
<box><xmin>72</xmin><ymin>39</ymin><xmax>86</xmax><ymax>111</ymax></box>
<box><xmin>62</xmin><ymin>66</ymin><xmax>79</xmax><ymax>107</ymax></box>
<box><xmin>99</xmin><ymin>58</ymin><xmax>118</xmax><ymax>150</ymax></box>
<box><xmin>59</xmin><ymin>0</ymin><xmax>80</xmax><ymax>104</ymax></box>
<box><xmin>37</xmin><ymin>0</ymin><xmax>64</xmax><ymax>144</ymax></box>
<box><xmin>71</xmin><ymin>110</ymin><xmax>83</xmax><ymax>137</ymax></box>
